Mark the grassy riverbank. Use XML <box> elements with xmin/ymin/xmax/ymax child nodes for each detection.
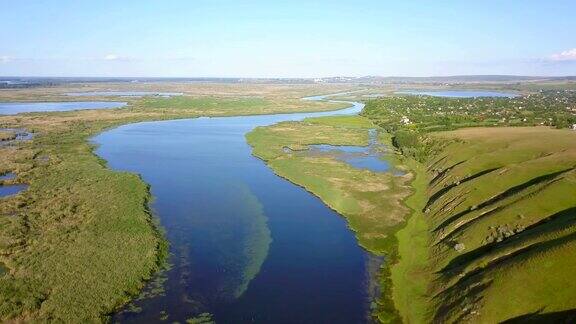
<box><xmin>247</xmin><ymin>115</ymin><xmax>413</xmax><ymax>322</ymax></box>
<box><xmin>0</xmin><ymin>84</ymin><xmax>350</xmax><ymax>322</ymax></box>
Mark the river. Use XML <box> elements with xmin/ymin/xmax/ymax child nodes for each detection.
<box><xmin>94</xmin><ymin>94</ymin><xmax>375</xmax><ymax>323</ymax></box>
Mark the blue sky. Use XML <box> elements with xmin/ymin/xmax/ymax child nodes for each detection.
<box><xmin>1</xmin><ymin>0</ymin><xmax>575</xmax><ymax>77</ymax></box>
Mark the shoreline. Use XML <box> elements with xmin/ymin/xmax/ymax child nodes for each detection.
<box><xmin>246</xmin><ymin>115</ymin><xmax>415</xmax><ymax>322</ymax></box>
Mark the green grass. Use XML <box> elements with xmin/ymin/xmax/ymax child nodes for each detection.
<box><xmin>303</xmin><ymin>115</ymin><xmax>375</xmax><ymax>128</ymax></box>
<box><xmin>142</xmin><ymin>96</ymin><xmax>269</xmax><ymax>110</ymax></box>
<box><xmin>373</xmin><ymin>126</ymin><xmax>576</xmax><ymax>324</ymax></box>
<box><xmin>141</xmin><ymin>96</ymin><xmax>349</xmax><ymax>115</ymax></box>
<box><xmin>0</xmin><ymin>93</ymin><xmax>348</xmax><ymax>322</ymax></box>
<box><xmin>422</xmin><ymin>127</ymin><xmax>576</xmax><ymax>323</ymax></box>
<box><xmin>389</xmin><ymin>158</ymin><xmax>431</xmax><ymax>324</ymax></box>
<box><xmin>0</xmin><ymin>118</ymin><xmax>170</xmax><ymax>322</ymax></box>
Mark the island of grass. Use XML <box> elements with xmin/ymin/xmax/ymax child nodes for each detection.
<box><xmin>0</xmin><ymin>83</ymin><xmax>354</xmax><ymax>322</ymax></box>
<box><xmin>248</xmin><ymin>90</ymin><xmax>576</xmax><ymax>323</ymax></box>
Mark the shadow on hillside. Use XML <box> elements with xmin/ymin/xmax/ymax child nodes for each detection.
<box><xmin>502</xmin><ymin>309</ymin><xmax>576</xmax><ymax>323</ymax></box>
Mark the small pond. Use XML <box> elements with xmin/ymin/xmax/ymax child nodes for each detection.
<box><xmin>395</xmin><ymin>90</ymin><xmax>519</xmax><ymax>98</ymax></box>
<box><xmin>306</xmin><ymin>129</ymin><xmax>394</xmax><ymax>173</ymax></box>
<box><xmin>0</xmin><ymin>184</ymin><xmax>27</xmax><ymax>198</ymax></box>
<box><xmin>0</xmin><ymin>172</ymin><xmax>16</xmax><ymax>181</ymax></box>
<box><xmin>0</xmin><ymin>102</ymin><xmax>127</xmax><ymax>115</ymax></box>
<box><xmin>0</xmin><ymin>128</ymin><xmax>33</xmax><ymax>146</ymax></box>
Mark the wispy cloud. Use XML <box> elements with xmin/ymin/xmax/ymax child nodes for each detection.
<box><xmin>103</xmin><ymin>54</ymin><xmax>134</xmax><ymax>61</ymax></box>
<box><xmin>0</xmin><ymin>56</ymin><xmax>11</xmax><ymax>64</ymax></box>
<box><xmin>550</xmin><ymin>48</ymin><xmax>576</xmax><ymax>61</ymax></box>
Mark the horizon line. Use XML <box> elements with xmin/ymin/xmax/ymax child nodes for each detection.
<box><xmin>2</xmin><ymin>74</ymin><xmax>576</xmax><ymax>80</ymax></box>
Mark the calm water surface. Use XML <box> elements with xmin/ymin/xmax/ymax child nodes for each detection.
<box><xmin>0</xmin><ymin>172</ymin><xmax>16</xmax><ymax>181</ymax></box>
<box><xmin>307</xmin><ymin>130</ymin><xmax>391</xmax><ymax>173</ymax></box>
<box><xmin>0</xmin><ymin>101</ymin><xmax>126</xmax><ymax>115</ymax></box>
<box><xmin>0</xmin><ymin>184</ymin><xmax>27</xmax><ymax>198</ymax></box>
<box><xmin>95</xmin><ymin>96</ymin><xmax>380</xmax><ymax>323</ymax></box>
<box><xmin>395</xmin><ymin>90</ymin><xmax>519</xmax><ymax>98</ymax></box>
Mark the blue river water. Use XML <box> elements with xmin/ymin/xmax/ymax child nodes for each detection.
<box><xmin>94</xmin><ymin>96</ymin><xmax>383</xmax><ymax>323</ymax></box>
<box><xmin>0</xmin><ymin>101</ymin><xmax>127</xmax><ymax>115</ymax></box>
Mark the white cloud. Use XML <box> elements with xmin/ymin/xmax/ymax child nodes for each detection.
<box><xmin>550</xmin><ymin>48</ymin><xmax>576</xmax><ymax>61</ymax></box>
<box><xmin>0</xmin><ymin>56</ymin><xmax>11</xmax><ymax>63</ymax></box>
<box><xmin>103</xmin><ymin>54</ymin><xmax>133</xmax><ymax>61</ymax></box>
